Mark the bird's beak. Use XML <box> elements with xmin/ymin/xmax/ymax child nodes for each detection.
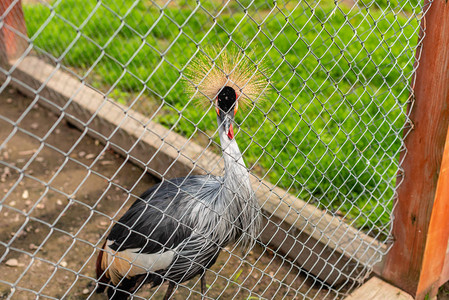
<box><xmin>225</xmin><ymin>117</ymin><xmax>234</xmax><ymax>140</ymax></box>
<box><xmin>216</xmin><ymin>102</ymin><xmax>237</xmax><ymax>140</ymax></box>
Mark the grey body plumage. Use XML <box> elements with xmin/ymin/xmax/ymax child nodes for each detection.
<box><xmin>96</xmin><ymin>85</ymin><xmax>260</xmax><ymax>300</ymax></box>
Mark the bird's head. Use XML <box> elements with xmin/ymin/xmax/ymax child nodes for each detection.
<box><xmin>216</xmin><ymin>86</ymin><xmax>238</xmax><ymax>140</ymax></box>
<box><xmin>183</xmin><ymin>47</ymin><xmax>271</xmax><ymax>140</ymax></box>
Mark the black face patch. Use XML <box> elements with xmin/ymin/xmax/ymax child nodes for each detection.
<box><xmin>217</xmin><ymin>86</ymin><xmax>236</xmax><ymax>113</ymax></box>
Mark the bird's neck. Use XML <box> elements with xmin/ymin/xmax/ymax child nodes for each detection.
<box><xmin>218</xmin><ymin>120</ymin><xmax>251</xmax><ymax>193</ymax></box>
<box><xmin>217</xmin><ymin>119</ymin><xmax>260</xmax><ymax>248</ymax></box>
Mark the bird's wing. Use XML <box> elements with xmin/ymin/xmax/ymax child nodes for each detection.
<box><xmin>163</xmin><ymin>233</ymin><xmax>221</xmax><ymax>283</ymax></box>
<box><xmin>98</xmin><ymin>175</ymin><xmax>221</xmax><ymax>284</ymax></box>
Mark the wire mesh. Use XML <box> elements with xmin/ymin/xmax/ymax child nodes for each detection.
<box><xmin>0</xmin><ymin>0</ymin><xmax>429</xmax><ymax>299</ymax></box>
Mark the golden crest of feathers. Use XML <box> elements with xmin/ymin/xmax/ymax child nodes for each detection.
<box><xmin>184</xmin><ymin>47</ymin><xmax>270</xmax><ymax>108</ymax></box>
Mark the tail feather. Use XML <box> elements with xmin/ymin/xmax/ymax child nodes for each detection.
<box><xmin>96</xmin><ymin>241</ymin><xmax>110</xmax><ymax>293</ymax></box>
<box><xmin>95</xmin><ymin>240</ymin><xmax>164</xmax><ymax>298</ymax></box>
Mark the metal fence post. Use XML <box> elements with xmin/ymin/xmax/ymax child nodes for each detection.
<box><xmin>0</xmin><ymin>0</ymin><xmax>27</xmax><ymax>65</ymax></box>
<box><xmin>380</xmin><ymin>0</ymin><xmax>449</xmax><ymax>298</ymax></box>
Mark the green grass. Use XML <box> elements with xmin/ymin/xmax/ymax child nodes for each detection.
<box><xmin>370</xmin><ymin>0</ymin><xmax>421</xmax><ymax>12</ymax></box>
<box><xmin>23</xmin><ymin>0</ymin><xmax>421</xmax><ymax>239</ymax></box>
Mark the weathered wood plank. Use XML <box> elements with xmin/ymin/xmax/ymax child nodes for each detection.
<box><xmin>6</xmin><ymin>55</ymin><xmax>385</xmax><ymax>285</ymax></box>
<box><xmin>345</xmin><ymin>277</ymin><xmax>413</xmax><ymax>300</ymax></box>
<box><xmin>380</xmin><ymin>0</ymin><xmax>449</xmax><ymax>297</ymax></box>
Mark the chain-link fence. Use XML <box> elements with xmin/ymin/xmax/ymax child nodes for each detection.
<box><xmin>0</xmin><ymin>0</ymin><xmax>429</xmax><ymax>299</ymax></box>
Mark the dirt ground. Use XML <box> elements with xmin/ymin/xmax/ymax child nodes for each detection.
<box><xmin>439</xmin><ymin>282</ymin><xmax>449</xmax><ymax>300</ymax></box>
<box><xmin>0</xmin><ymin>88</ymin><xmax>332</xmax><ymax>299</ymax></box>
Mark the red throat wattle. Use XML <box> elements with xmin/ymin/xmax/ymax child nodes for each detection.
<box><xmin>227</xmin><ymin>124</ymin><xmax>234</xmax><ymax>140</ymax></box>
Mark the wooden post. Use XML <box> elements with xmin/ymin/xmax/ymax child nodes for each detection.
<box><xmin>416</xmin><ymin>125</ymin><xmax>449</xmax><ymax>297</ymax></box>
<box><xmin>380</xmin><ymin>0</ymin><xmax>449</xmax><ymax>299</ymax></box>
<box><xmin>439</xmin><ymin>242</ymin><xmax>449</xmax><ymax>286</ymax></box>
<box><xmin>0</xmin><ymin>0</ymin><xmax>27</xmax><ymax>65</ymax></box>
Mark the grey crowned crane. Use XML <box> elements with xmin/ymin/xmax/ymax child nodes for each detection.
<box><xmin>95</xmin><ymin>49</ymin><xmax>268</xmax><ymax>299</ymax></box>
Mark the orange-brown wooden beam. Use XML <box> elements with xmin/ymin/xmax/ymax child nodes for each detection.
<box><xmin>380</xmin><ymin>0</ymin><xmax>449</xmax><ymax>299</ymax></box>
<box><xmin>417</xmin><ymin>124</ymin><xmax>449</xmax><ymax>297</ymax></box>
<box><xmin>0</xmin><ymin>0</ymin><xmax>27</xmax><ymax>65</ymax></box>
<box><xmin>439</xmin><ymin>243</ymin><xmax>449</xmax><ymax>287</ymax></box>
